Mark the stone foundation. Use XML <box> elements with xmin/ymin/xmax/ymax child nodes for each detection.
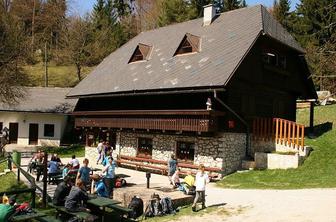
<box><xmin>86</xmin><ymin>131</ymin><xmax>247</xmax><ymax>175</ymax></box>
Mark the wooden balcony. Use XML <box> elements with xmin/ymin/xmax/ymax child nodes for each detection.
<box><xmin>73</xmin><ymin>109</ymin><xmax>223</xmax><ymax>133</ymax></box>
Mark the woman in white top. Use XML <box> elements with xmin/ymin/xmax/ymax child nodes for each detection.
<box><xmin>192</xmin><ymin>164</ymin><xmax>209</xmax><ymax>212</ymax></box>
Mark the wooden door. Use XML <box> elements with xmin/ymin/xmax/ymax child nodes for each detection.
<box><xmin>29</xmin><ymin>123</ymin><xmax>39</xmax><ymax>145</ymax></box>
<box><xmin>9</xmin><ymin>123</ymin><xmax>18</xmax><ymax>144</ymax></box>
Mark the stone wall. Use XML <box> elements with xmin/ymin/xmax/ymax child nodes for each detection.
<box><xmin>114</xmin><ymin>131</ymin><xmax>247</xmax><ymax>175</ymax></box>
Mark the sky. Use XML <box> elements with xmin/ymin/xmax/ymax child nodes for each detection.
<box><xmin>70</xmin><ymin>0</ymin><xmax>301</xmax><ymax>17</ymax></box>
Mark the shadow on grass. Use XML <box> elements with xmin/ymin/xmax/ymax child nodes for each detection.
<box><xmin>307</xmin><ymin>122</ymin><xmax>333</xmax><ymax>138</ymax></box>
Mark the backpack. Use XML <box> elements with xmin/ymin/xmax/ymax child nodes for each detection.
<box><xmin>115</xmin><ymin>178</ymin><xmax>127</xmax><ymax>188</ymax></box>
<box><xmin>15</xmin><ymin>202</ymin><xmax>33</xmax><ymax>215</ymax></box>
<box><xmin>0</xmin><ymin>204</ymin><xmax>14</xmax><ymax>222</ymax></box>
<box><xmin>160</xmin><ymin>197</ymin><xmax>175</xmax><ymax>215</ymax></box>
<box><xmin>128</xmin><ymin>196</ymin><xmax>144</xmax><ymax>219</ymax></box>
<box><xmin>145</xmin><ymin>194</ymin><xmax>163</xmax><ymax>218</ymax></box>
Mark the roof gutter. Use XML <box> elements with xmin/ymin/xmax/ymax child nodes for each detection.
<box><xmin>67</xmin><ymin>86</ymin><xmax>225</xmax><ymax>99</ymax></box>
<box><xmin>213</xmin><ymin>90</ymin><xmax>250</xmax><ymax>157</ymax></box>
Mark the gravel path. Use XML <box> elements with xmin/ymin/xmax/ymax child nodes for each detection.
<box><xmin>18</xmin><ymin>157</ymin><xmax>336</xmax><ymax>221</ymax></box>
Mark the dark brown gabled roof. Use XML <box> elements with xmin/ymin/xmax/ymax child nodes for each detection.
<box><xmin>68</xmin><ymin>5</ymin><xmax>304</xmax><ymax>98</ymax></box>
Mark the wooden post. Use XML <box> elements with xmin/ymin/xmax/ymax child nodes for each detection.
<box><xmin>17</xmin><ymin>167</ymin><xmax>20</xmax><ymax>182</ymax></box>
<box><xmin>31</xmin><ymin>187</ymin><xmax>36</xmax><ymax>208</ymax></box>
<box><xmin>309</xmin><ymin>101</ymin><xmax>314</xmax><ymax>135</ymax></box>
<box><xmin>42</xmin><ymin>152</ymin><xmax>48</xmax><ymax>208</ymax></box>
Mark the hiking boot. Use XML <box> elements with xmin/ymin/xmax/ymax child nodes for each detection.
<box><xmin>192</xmin><ymin>206</ymin><xmax>196</xmax><ymax>212</ymax></box>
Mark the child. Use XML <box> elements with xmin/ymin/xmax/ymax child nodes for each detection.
<box><xmin>192</xmin><ymin>165</ymin><xmax>209</xmax><ymax>212</ymax></box>
<box><xmin>91</xmin><ymin>174</ymin><xmax>108</xmax><ymax>197</ymax></box>
<box><xmin>171</xmin><ymin>168</ymin><xmax>181</xmax><ymax>188</ymax></box>
<box><xmin>77</xmin><ymin>158</ymin><xmax>91</xmax><ymax>188</ymax></box>
<box><xmin>65</xmin><ymin>179</ymin><xmax>89</xmax><ymax>212</ymax></box>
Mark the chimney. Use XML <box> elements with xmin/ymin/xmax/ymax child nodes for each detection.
<box><xmin>203</xmin><ymin>4</ymin><xmax>216</xmax><ymax>26</ymax></box>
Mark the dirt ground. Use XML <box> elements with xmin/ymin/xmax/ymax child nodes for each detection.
<box><xmin>18</xmin><ymin>156</ymin><xmax>336</xmax><ymax>222</ymax></box>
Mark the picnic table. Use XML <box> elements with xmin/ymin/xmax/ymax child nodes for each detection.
<box><xmin>87</xmin><ymin>196</ymin><xmax>121</xmax><ymax>222</ymax></box>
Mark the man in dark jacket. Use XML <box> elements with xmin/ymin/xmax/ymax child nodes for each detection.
<box><xmin>52</xmin><ymin>176</ymin><xmax>71</xmax><ymax>206</ymax></box>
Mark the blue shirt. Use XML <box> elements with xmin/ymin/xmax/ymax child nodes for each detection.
<box><xmin>95</xmin><ymin>180</ymin><xmax>108</xmax><ymax>197</ymax></box>
<box><xmin>48</xmin><ymin>161</ymin><xmax>58</xmax><ymax>174</ymax></box>
<box><xmin>102</xmin><ymin>157</ymin><xmax>109</xmax><ymax>166</ymax></box>
<box><xmin>105</xmin><ymin>161</ymin><xmax>116</xmax><ymax>178</ymax></box>
<box><xmin>79</xmin><ymin>166</ymin><xmax>91</xmax><ymax>184</ymax></box>
<box><xmin>62</xmin><ymin>168</ymin><xmax>69</xmax><ymax>179</ymax></box>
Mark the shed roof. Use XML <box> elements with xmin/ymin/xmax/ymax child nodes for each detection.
<box><xmin>0</xmin><ymin>87</ymin><xmax>77</xmax><ymax>114</ymax></box>
<box><xmin>68</xmin><ymin>5</ymin><xmax>304</xmax><ymax>98</ymax></box>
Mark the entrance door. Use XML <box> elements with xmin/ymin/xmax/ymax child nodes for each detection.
<box><xmin>29</xmin><ymin>123</ymin><xmax>39</xmax><ymax>145</ymax></box>
<box><xmin>9</xmin><ymin>123</ymin><xmax>18</xmax><ymax>144</ymax></box>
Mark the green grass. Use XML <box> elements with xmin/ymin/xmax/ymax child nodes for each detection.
<box><xmin>218</xmin><ymin>104</ymin><xmax>336</xmax><ymax>189</ymax></box>
<box><xmin>24</xmin><ymin>62</ymin><xmax>94</xmax><ymax>87</ymax></box>
<box><xmin>41</xmin><ymin>144</ymin><xmax>85</xmax><ymax>158</ymax></box>
<box><xmin>142</xmin><ymin>205</ymin><xmax>228</xmax><ymax>222</ymax></box>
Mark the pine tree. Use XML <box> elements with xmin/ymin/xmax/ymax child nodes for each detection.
<box><xmin>272</xmin><ymin>0</ymin><xmax>290</xmax><ymax>29</ymax></box>
<box><xmin>158</xmin><ymin>0</ymin><xmax>195</xmax><ymax>27</ymax></box>
<box><xmin>223</xmin><ymin>0</ymin><xmax>242</xmax><ymax>11</ymax></box>
<box><xmin>241</xmin><ymin>0</ymin><xmax>247</xmax><ymax>8</ymax></box>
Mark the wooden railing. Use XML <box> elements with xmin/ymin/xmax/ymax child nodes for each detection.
<box><xmin>75</xmin><ymin>117</ymin><xmax>217</xmax><ymax>132</ymax></box>
<box><xmin>253</xmin><ymin>117</ymin><xmax>305</xmax><ymax>150</ymax></box>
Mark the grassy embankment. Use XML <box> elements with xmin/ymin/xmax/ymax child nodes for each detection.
<box><xmin>218</xmin><ymin>104</ymin><xmax>336</xmax><ymax>189</ymax></box>
<box><xmin>24</xmin><ymin>62</ymin><xmax>94</xmax><ymax>87</ymax></box>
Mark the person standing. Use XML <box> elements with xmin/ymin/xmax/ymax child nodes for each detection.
<box><xmin>192</xmin><ymin>164</ymin><xmax>209</xmax><ymax>212</ymax></box>
<box><xmin>102</xmin><ymin>156</ymin><xmax>117</xmax><ymax>198</ymax></box>
<box><xmin>168</xmin><ymin>154</ymin><xmax>177</xmax><ymax>185</ymax></box>
<box><xmin>77</xmin><ymin>158</ymin><xmax>91</xmax><ymax>189</ymax></box>
<box><xmin>96</xmin><ymin>140</ymin><xmax>105</xmax><ymax>165</ymax></box>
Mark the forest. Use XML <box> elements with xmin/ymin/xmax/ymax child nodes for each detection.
<box><xmin>0</xmin><ymin>0</ymin><xmax>335</xmax><ymax>103</ymax></box>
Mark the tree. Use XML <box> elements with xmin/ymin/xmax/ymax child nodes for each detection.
<box><xmin>63</xmin><ymin>17</ymin><xmax>92</xmax><ymax>81</ymax></box>
<box><xmin>293</xmin><ymin>0</ymin><xmax>336</xmax><ymax>92</ymax></box>
<box><xmin>0</xmin><ymin>6</ymin><xmax>29</xmax><ymax>103</ymax></box>
<box><xmin>223</xmin><ymin>0</ymin><xmax>242</xmax><ymax>11</ymax></box>
<box><xmin>272</xmin><ymin>0</ymin><xmax>291</xmax><ymax>30</ymax></box>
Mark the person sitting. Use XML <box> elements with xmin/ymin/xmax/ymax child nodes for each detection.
<box><xmin>48</xmin><ymin>156</ymin><xmax>59</xmax><ymax>184</ymax></box>
<box><xmin>52</xmin><ymin>176</ymin><xmax>72</xmax><ymax>206</ymax></box>
<box><xmin>77</xmin><ymin>158</ymin><xmax>91</xmax><ymax>189</ymax></box>
<box><xmin>91</xmin><ymin>174</ymin><xmax>108</xmax><ymax>197</ymax></box>
<box><xmin>171</xmin><ymin>168</ymin><xmax>181</xmax><ymax>188</ymax></box>
<box><xmin>182</xmin><ymin>171</ymin><xmax>196</xmax><ymax>194</ymax></box>
<box><xmin>62</xmin><ymin>164</ymin><xmax>72</xmax><ymax>179</ymax></box>
<box><xmin>65</xmin><ymin>179</ymin><xmax>89</xmax><ymax>212</ymax></box>
<box><xmin>69</xmin><ymin>155</ymin><xmax>80</xmax><ymax>170</ymax></box>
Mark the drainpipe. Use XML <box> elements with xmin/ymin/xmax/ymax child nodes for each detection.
<box><xmin>213</xmin><ymin>90</ymin><xmax>250</xmax><ymax>157</ymax></box>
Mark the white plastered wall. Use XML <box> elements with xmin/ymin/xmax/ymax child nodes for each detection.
<box><xmin>0</xmin><ymin>111</ymin><xmax>68</xmax><ymax>146</ymax></box>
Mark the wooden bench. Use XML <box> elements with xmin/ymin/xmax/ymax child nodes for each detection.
<box><xmin>10</xmin><ymin>212</ymin><xmax>46</xmax><ymax>222</ymax></box>
<box><xmin>35</xmin><ymin>216</ymin><xmax>62</xmax><ymax>222</ymax></box>
<box><xmin>118</xmin><ymin>155</ymin><xmax>222</xmax><ymax>178</ymax></box>
<box><xmin>117</xmin><ymin>159</ymin><xmax>167</xmax><ymax>175</ymax></box>
<box><xmin>48</xmin><ymin>203</ymin><xmax>97</xmax><ymax>222</ymax></box>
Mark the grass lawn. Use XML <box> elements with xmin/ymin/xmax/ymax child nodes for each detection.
<box><xmin>24</xmin><ymin>62</ymin><xmax>94</xmax><ymax>87</ymax></box>
<box><xmin>41</xmin><ymin>144</ymin><xmax>85</xmax><ymax>158</ymax></box>
<box><xmin>218</xmin><ymin>104</ymin><xmax>336</xmax><ymax>189</ymax></box>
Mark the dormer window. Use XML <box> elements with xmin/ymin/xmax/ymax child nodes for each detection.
<box><xmin>128</xmin><ymin>43</ymin><xmax>152</xmax><ymax>63</ymax></box>
<box><xmin>174</xmin><ymin>33</ymin><xmax>200</xmax><ymax>56</ymax></box>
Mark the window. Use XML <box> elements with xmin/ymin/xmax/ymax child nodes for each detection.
<box><xmin>174</xmin><ymin>33</ymin><xmax>200</xmax><ymax>56</ymax></box>
<box><xmin>137</xmin><ymin>137</ymin><xmax>153</xmax><ymax>158</ymax></box>
<box><xmin>262</xmin><ymin>52</ymin><xmax>287</xmax><ymax>69</ymax></box>
<box><xmin>128</xmin><ymin>43</ymin><xmax>152</xmax><ymax>63</ymax></box>
<box><xmin>176</xmin><ymin>141</ymin><xmax>195</xmax><ymax>162</ymax></box>
<box><xmin>44</xmin><ymin>124</ymin><xmax>55</xmax><ymax>137</ymax></box>
<box><xmin>278</xmin><ymin>55</ymin><xmax>286</xmax><ymax>69</ymax></box>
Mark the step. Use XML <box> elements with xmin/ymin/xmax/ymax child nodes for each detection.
<box><xmin>241</xmin><ymin>160</ymin><xmax>256</xmax><ymax>170</ymax></box>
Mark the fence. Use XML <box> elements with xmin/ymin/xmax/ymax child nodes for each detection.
<box><xmin>253</xmin><ymin>117</ymin><xmax>305</xmax><ymax>150</ymax></box>
<box><xmin>0</xmin><ymin>155</ymin><xmax>37</xmax><ymax>208</ymax></box>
